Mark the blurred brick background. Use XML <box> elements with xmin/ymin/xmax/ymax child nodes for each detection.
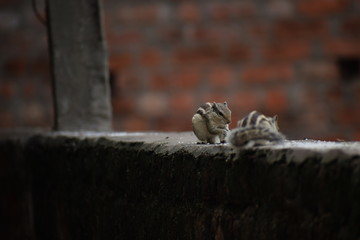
<box><xmin>0</xmin><ymin>0</ymin><xmax>360</xmax><ymax>140</ymax></box>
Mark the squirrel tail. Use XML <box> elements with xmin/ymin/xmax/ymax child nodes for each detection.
<box><xmin>227</xmin><ymin>126</ymin><xmax>285</xmax><ymax>148</ymax></box>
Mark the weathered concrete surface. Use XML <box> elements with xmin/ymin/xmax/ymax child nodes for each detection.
<box><xmin>1</xmin><ymin>131</ymin><xmax>360</xmax><ymax>240</ymax></box>
<box><xmin>47</xmin><ymin>0</ymin><xmax>112</xmax><ymax>131</ymax></box>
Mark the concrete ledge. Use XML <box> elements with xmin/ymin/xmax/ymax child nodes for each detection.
<box><xmin>1</xmin><ymin>131</ymin><xmax>360</xmax><ymax>240</ymax></box>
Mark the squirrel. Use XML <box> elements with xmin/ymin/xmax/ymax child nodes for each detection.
<box><xmin>192</xmin><ymin>102</ymin><xmax>232</xmax><ymax>144</ymax></box>
<box><xmin>227</xmin><ymin>110</ymin><xmax>285</xmax><ymax>147</ymax></box>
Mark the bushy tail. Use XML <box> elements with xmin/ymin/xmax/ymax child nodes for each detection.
<box><xmin>227</xmin><ymin>126</ymin><xmax>285</xmax><ymax>148</ymax></box>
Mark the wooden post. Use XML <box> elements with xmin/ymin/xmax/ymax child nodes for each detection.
<box><xmin>46</xmin><ymin>0</ymin><xmax>112</xmax><ymax>131</ymax></box>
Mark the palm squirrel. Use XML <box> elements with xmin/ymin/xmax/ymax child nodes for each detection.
<box><xmin>192</xmin><ymin>102</ymin><xmax>232</xmax><ymax>144</ymax></box>
<box><xmin>227</xmin><ymin>110</ymin><xmax>285</xmax><ymax>147</ymax></box>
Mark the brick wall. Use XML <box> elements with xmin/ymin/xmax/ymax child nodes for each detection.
<box><xmin>0</xmin><ymin>0</ymin><xmax>52</xmax><ymax>129</ymax></box>
<box><xmin>1</xmin><ymin>0</ymin><xmax>360</xmax><ymax>140</ymax></box>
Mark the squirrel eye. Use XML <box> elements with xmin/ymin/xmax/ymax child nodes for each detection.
<box><xmin>219</xmin><ymin>112</ymin><xmax>224</xmax><ymax>117</ymax></box>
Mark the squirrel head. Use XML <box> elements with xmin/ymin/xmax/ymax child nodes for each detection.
<box><xmin>211</xmin><ymin>102</ymin><xmax>231</xmax><ymax>125</ymax></box>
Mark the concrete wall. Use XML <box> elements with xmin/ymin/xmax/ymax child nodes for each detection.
<box><xmin>1</xmin><ymin>132</ymin><xmax>360</xmax><ymax>239</ymax></box>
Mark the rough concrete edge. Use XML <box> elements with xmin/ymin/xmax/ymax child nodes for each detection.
<box><xmin>1</xmin><ymin>130</ymin><xmax>360</xmax><ymax>166</ymax></box>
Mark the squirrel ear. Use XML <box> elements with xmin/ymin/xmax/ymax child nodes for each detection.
<box><xmin>273</xmin><ymin>115</ymin><xmax>278</xmax><ymax>121</ymax></box>
<box><xmin>212</xmin><ymin>102</ymin><xmax>218</xmax><ymax>109</ymax></box>
<box><xmin>223</xmin><ymin>101</ymin><xmax>227</xmax><ymax>106</ymax></box>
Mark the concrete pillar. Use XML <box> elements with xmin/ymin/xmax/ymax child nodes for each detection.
<box><xmin>46</xmin><ymin>0</ymin><xmax>112</xmax><ymax>131</ymax></box>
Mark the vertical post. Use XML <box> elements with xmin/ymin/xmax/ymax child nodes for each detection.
<box><xmin>46</xmin><ymin>0</ymin><xmax>112</xmax><ymax>131</ymax></box>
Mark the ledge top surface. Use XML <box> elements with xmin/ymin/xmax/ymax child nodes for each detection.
<box><xmin>1</xmin><ymin>130</ymin><xmax>360</xmax><ymax>157</ymax></box>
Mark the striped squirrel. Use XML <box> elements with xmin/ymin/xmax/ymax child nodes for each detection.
<box><xmin>192</xmin><ymin>102</ymin><xmax>231</xmax><ymax>144</ymax></box>
<box><xmin>227</xmin><ymin>110</ymin><xmax>285</xmax><ymax>147</ymax></box>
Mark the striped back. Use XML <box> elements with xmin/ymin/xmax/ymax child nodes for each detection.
<box><xmin>237</xmin><ymin>111</ymin><xmax>279</xmax><ymax>132</ymax></box>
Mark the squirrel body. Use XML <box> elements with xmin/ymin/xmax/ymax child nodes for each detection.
<box><xmin>227</xmin><ymin>111</ymin><xmax>285</xmax><ymax>147</ymax></box>
<box><xmin>192</xmin><ymin>102</ymin><xmax>231</xmax><ymax>144</ymax></box>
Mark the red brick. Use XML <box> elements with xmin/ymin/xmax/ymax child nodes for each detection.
<box><xmin>230</xmin><ymin>92</ymin><xmax>264</xmax><ymax>129</ymax></box>
<box><xmin>30</xmin><ymin>58</ymin><xmax>50</xmax><ymax>75</ymax></box>
<box><xmin>0</xmin><ymin>81</ymin><xmax>15</xmax><ymax>98</ymax></box>
<box><xmin>297</xmin><ymin>88</ymin><xmax>336</xmax><ymax>129</ymax></box>
<box><xmin>298</xmin><ymin>0</ymin><xmax>350</xmax><ymax>17</ymax></box>
<box><xmin>149</xmin><ymin>71</ymin><xmax>172</xmax><ymax>90</ymax></box>
<box><xmin>264</xmin><ymin>88</ymin><xmax>288</xmax><ymax>113</ymax></box>
<box><xmin>208</xmin><ymin>3</ymin><xmax>232</xmax><ymax>21</ymax></box>
<box><xmin>131</xmin><ymin>5</ymin><xmax>160</xmax><ymax>23</ymax></box>
<box><xmin>291</xmin><ymin>90</ymin><xmax>331</xmax><ymax>137</ymax></box>
<box><xmin>170</xmin><ymin>93</ymin><xmax>195</xmax><ymax>114</ymax></box>
<box><xmin>262</xmin><ymin>41</ymin><xmax>311</xmax><ymax>62</ymax></box>
<box><xmin>242</xmin><ymin>64</ymin><xmax>294</xmax><ymax>83</ymax></box>
<box><xmin>188</xmin><ymin>26</ymin><xmax>241</xmax><ymax>44</ymax></box>
<box><xmin>274</xmin><ymin>20</ymin><xmax>327</xmax><ymax>39</ymax></box>
<box><xmin>103</xmin><ymin>10</ymin><xmax>112</xmax><ymax>27</ymax></box>
<box><xmin>112</xmin><ymin>118</ymin><xmax>122</xmax><ymax>131</ymax></box>
<box><xmin>171</xmin><ymin>68</ymin><xmax>202</xmax><ymax>89</ymax></box>
<box><xmin>231</xmin><ymin>2</ymin><xmax>257</xmax><ymax>18</ymax></box>
<box><xmin>5</xmin><ymin>58</ymin><xmax>27</xmax><ymax>77</ymax></box>
<box><xmin>41</xmin><ymin>82</ymin><xmax>53</xmax><ymax>101</ymax></box>
<box><xmin>109</xmin><ymin>53</ymin><xmax>133</xmax><ymax>70</ymax></box>
<box><xmin>113</xmin><ymin>71</ymin><xmax>140</xmax><ymax>93</ymax></box>
<box><xmin>226</xmin><ymin>43</ymin><xmax>251</xmax><ymax>62</ymax></box>
<box><xmin>0</xmin><ymin>111</ymin><xmax>16</xmax><ymax>128</ymax></box>
<box><xmin>139</xmin><ymin>48</ymin><xmax>163</xmax><ymax>68</ymax></box>
<box><xmin>117</xmin><ymin>4</ymin><xmax>160</xmax><ymax>24</ymax></box>
<box><xmin>298</xmin><ymin>109</ymin><xmax>329</xmax><ymax>136</ymax></box>
<box><xmin>155</xmin><ymin>116</ymin><xmax>191</xmax><ymax>132</ymax></box>
<box><xmin>324</xmin><ymin>38</ymin><xmax>360</xmax><ymax>57</ymax></box>
<box><xmin>138</xmin><ymin>93</ymin><xmax>168</xmax><ymax>118</ymax></box>
<box><xmin>107</xmin><ymin>30</ymin><xmax>142</xmax><ymax>46</ymax></box>
<box><xmin>0</xmin><ymin>0</ymin><xmax>12</xmax><ymax>7</ymax></box>
<box><xmin>266</xmin><ymin>0</ymin><xmax>294</xmax><ymax>17</ymax></box>
<box><xmin>22</xmin><ymin>82</ymin><xmax>36</xmax><ymax>99</ymax></box>
<box><xmin>208</xmin><ymin>66</ymin><xmax>233</xmax><ymax>88</ymax></box>
<box><xmin>233</xmin><ymin>90</ymin><xmax>261</xmax><ymax>113</ymax></box>
<box><xmin>200</xmin><ymin>92</ymin><xmax>231</xmax><ymax>105</ymax></box>
<box><xmin>121</xmin><ymin>116</ymin><xmax>150</xmax><ymax>131</ymax></box>
<box><xmin>244</xmin><ymin>21</ymin><xmax>270</xmax><ymax>40</ymax></box>
<box><xmin>208</xmin><ymin>2</ymin><xmax>257</xmax><ymax>21</ymax></box>
<box><xmin>300</xmin><ymin>61</ymin><xmax>338</xmax><ymax>81</ymax></box>
<box><xmin>341</xmin><ymin>16</ymin><xmax>360</xmax><ymax>36</ymax></box>
<box><xmin>178</xmin><ymin>3</ymin><xmax>201</xmax><ymax>23</ymax></box>
<box><xmin>228</xmin><ymin>115</ymin><xmax>239</xmax><ymax>129</ymax></box>
<box><xmin>354</xmin><ymin>130</ymin><xmax>360</xmax><ymax>141</ymax></box>
<box><xmin>173</xmin><ymin>45</ymin><xmax>222</xmax><ymax>65</ymax></box>
<box><xmin>327</xmin><ymin>85</ymin><xmax>343</xmax><ymax>104</ymax></box>
<box><xmin>336</xmin><ymin>108</ymin><xmax>360</xmax><ymax>125</ymax></box>
<box><xmin>150</xmin><ymin>68</ymin><xmax>201</xmax><ymax>90</ymax></box>
<box><xmin>112</xmin><ymin>97</ymin><xmax>135</xmax><ymax>115</ymax></box>
<box><xmin>297</xmin><ymin>88</ymin><xmax>321</xmax><ymax>108</ymax></box>
<box><xmin>321</xmin><ymin>134</ymin><xmax>348</xmax><ymax>142</ymax></box>
<box><xmin>159</xmin><ymin>27</ymin><xmax>183</xmax><ymax>43</ymax></box>
<box><xmin>0</xmin><ymin>34</ymin><xmax>30</xmax><ymax>54</ymax></box>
